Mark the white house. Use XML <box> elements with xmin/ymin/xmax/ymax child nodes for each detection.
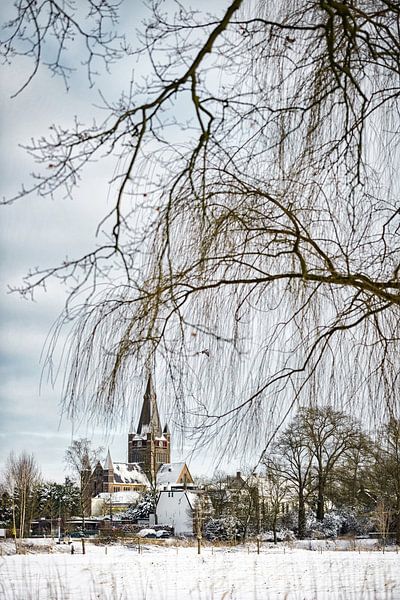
<box><xmin>156</xmin><ymin>490</ymin><xmax>199</xmax><ymax>536</ymax></box>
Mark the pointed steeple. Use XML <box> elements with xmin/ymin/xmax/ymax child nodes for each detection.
<box><xmin>104</xmin><ymin>449</ymin><xmax>113</xmax><ymax>470</ymax></box>
<box><xmin>137</xmin><ymin>374</ymin><xmax>162</xmax><ymax>436</ymax></box>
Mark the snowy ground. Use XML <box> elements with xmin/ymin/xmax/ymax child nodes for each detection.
<box><xmin>0</xmin><ymin>539</ymin><xmax>399</xmax><ymax>599</ymax></box>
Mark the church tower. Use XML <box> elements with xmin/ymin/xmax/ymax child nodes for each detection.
<box><xmin>128</xmin><ymin>375</ymin><xmax>171</xmax><ymax>485</ymax></box>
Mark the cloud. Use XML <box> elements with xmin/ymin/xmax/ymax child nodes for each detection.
<box><xmin>0</xmin><ymin>0</ymin><xmax>237</xmax><ymax>485</ymax></box>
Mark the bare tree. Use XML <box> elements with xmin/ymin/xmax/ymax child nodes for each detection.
<box><xmin>3</xmin><ymin>2</ymin><xmax>400</xmax><ymax>461</ymax></box>
<box><xmin>64</xmin><ymin>438</ymin><xmax>104</xmax><ymax>526</ymax></box>
<box><xmin>2</xmin><ymin>451</ymin><xmax>41</xmax><ymax>541</ymax></box>
<box><xmin>374</xmin><ymin>500</ymin><xmax>392</xmax><ymax>551</ymax></box>
<box><xmin>272</xmin><ymin>417</ymin><xmax>314</xmax><ymax>538</ymax></box>
<box><xmin>371</xmin><ymin>417</ymin><xmax>400</xmax><ymax>544</ymax></box>
<box><xmin>328</xmin><ymin>441</ymin><xmax>374</xmax><ymax>512</ymax></box>
<box><xmin>204</xmin><ymin>471</ymin><xmax>230</xmax><ymax>518</ymax></box>
<box><xmin>1</xmin><ymin>0</ymin><xmax>123</xmax><ymax>95</ymax></box>
<box><xmin>298</xmin><ymin>406</ymin><xmax>364</xmax><ymax>521</ymax></box>
<box><xmin>263</xmin><ymin>459</ymin><xmax>291</xmax><ymax>544</ymax></box>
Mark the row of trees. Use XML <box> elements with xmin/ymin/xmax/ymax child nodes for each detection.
<box><xmin>0</xmin><ymin>470</ymin><xmax>80</xmax><ymax>538</ymax></box>
<box><xmin>0</xmin><ymin>438</ymin><xmax>103</xmax><ymax>539</ymax></box>
<box><xmin>0</xmin><ymin>452</ymin><xmax>41</xmax><ymax>539</ymax></box>
<box><xmin>2</xmin><ymin>410</ymin><xmax>397</xmax><ymax>545</ymax></box>
<box><xmin>204</xmin><ymin>408</ymin><xmax>400</xmax><ymax>543</ymax></box>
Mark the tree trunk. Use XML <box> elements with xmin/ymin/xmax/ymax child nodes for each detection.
<box><xmin>298</xmin><ymin>495</ymin><xmax>306</xmax><ymax>539</ymax></box>
<box><xmin>20</xmin><ymin>487</ymin><xmax>26</xmax><ymax>539</ymax></box>
<box><xmin>316</xmin><ymin>480</ymin><xmax>325</xmax><ymax>521</ymax></box>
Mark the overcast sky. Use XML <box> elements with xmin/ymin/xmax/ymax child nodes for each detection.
<box><xmin>0</xmin><ymin>0</ymin><xmax>240</xmax><ymax>483</ymax></box>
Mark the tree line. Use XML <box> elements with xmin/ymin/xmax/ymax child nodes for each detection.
<box><xmin>0</xmin><ymin>438</ymin><xmax>102</xmax><ymax>542</ymax></box>
<box><xmin>203</xmin><ymin>407</ymin><xmax>400</xmax><ymax>544</ymax></box>
<box><xmin>1</xmin><ymin>410</ymin><xmax>398</xmax><ymax>545</ymax></box>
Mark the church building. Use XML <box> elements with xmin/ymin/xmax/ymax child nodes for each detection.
<box><xmin>90</xmin><ymin>375</ymin><xmax>194</xmax><ymax>499</ymax></box>
<box><xmin>128</xmin><ymin>375</ymin><xmax>171</xmax><ymax>485</ymax></box>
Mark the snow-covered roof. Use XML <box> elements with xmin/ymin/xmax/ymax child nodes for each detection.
<box><xmin>156</xmin><ymin>462</ymin><xmax>186</xmax><ymax>486</ymax></box>
<box><xmin>185</xmin><ymin>491</ymin><xmax>200</xmax><ymax>510</ymax></box>
<box><xmin>112</xmin><ymin>462</ymin><xmax>150</xmax><ymax>487</ymax></box>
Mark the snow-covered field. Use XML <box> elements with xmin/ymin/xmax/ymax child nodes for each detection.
<box><xmin>1</xmin><ymin>539</ymin><xmax>399</xmax><ymax>599</ymax></box>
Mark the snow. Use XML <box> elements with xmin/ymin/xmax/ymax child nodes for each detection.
<box><xmin>185</xmin><ymin>491</ymin><xmax>199</xmax><ymax>509</ymax></box>
<box><xmin>131</xmin><ymin>432</ymin><xmax>167</xmax><ymax>442</ymax></box>
<box><xmin>137</xmin><ymin>528</ymin><xmax>157</xmax><ymax>537</ymax></box>
<box><xmin>1</xmin><ymin>539</ymin><xmax>399</xmax><ymax>599</ymax></box>
<box><xmin>156</xmin><ymin>462</ymin><xmax>185</xmax><ymax>487</ymax></box>
<box><xmin>112</xmin><ymin>462</ymin><xmax>150</xmax><ymax>486</ymax></box>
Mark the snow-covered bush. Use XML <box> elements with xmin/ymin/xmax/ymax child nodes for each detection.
<box><xmin>204</xmin><ymin>517</ymin><xmax>244</xmax><ymax>541</ymax></box>
<box><xmin>121</xmin><ymin>492</ymin><xmax>156</xmax><ymax>522</ymax></box>
<box><xmin>261</xmin><ymin>529</ymin><xmax>296</xmax><ymax>542</ymax></box>
<box><xmin>306</xmin><ymin>509</ymin><xmax>374</xmax><ymax>539</ymax></box>
<box><xmin>335</xmin><ymin>508</ymin><xmax>374</xmax><ymax>536</ymax></box>
<box><xmin>280</xmin><ymin>509</ymin><xmax>299</xmax><ymax>532</ymax></box>
<box><xmin>307</xmin><ymin>512</ymin><xmax>344</xmax><ymax>538</ymax></box>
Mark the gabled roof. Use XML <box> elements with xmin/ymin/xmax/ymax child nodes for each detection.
<box><xmin>111</xmin><ymin>462</ymin><xmax>150</xmax><ymax>487</ymax></box>
<box><xmin>137</xmin><ymin>374</ymin><xmax>162</xmax><ymax>436</ymax></box>
<box><xmin>156</xmin><ymin>462</ymin><xmax>194</xmax><ymax>487</ymax></box>
<box><xmin>156</xmin><ymin>489</ymin><xmax>199</xmax><ymax>510</ymax></box>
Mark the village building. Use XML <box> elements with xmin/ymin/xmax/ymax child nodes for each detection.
<box><xmin>90</xmin><ymin>374</ymin><xmax>195</xmax><ymax>520</ymax></box>
<box><xmin>157</xmin><ymin>462</ymin><xmax>194</xmax><ymax>490</ymax></box>
<box><xmin>156</xmin><ymin>490</ymin><xmax>199</xmax><ymax>536</ymax></box>
<box><xmin>128</xmin><ymin>376</ymin><xmax>171</xmax><ymax>485</ymax></box>
<box><xmin>91</xmin><ymin>450</ymin><xmax>150</xmax><ymax>497</ymax></box>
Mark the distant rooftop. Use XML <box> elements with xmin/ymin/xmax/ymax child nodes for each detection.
<box><xmin>156</xmin><ymin>462</ymin><xmax>186</xmax><ymax>487</ymax></box>
<box><xmin>112</xmin><ymin>462</ymin><xmax>150</xmax><ymax>487</ymax></box>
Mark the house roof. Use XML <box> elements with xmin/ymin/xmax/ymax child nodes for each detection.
<box><xmin>111</xmin><ymin>462</ymin><xmax>150</xmax><ymax>487</ymax></box>
<box><xmin>156</xmin><ymin>462</ymin><xmax>192</xmax><ymax>487</ymax></box>
<box><xmin>156</xmin><ymin>489</ymin><xmax>200</xmax><ymax>510</ymax></box>
<box><xmin>185</xmin><ymin>491</ymin><xmax>200</xmax><ymax>510</ymax></box>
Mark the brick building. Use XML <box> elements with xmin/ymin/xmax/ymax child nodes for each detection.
<box><xmin>90</xmin><ymin>375</ymin><xmax>193</xmax><ymax>501</ymax></box>
<box><xmin>128</xmin><ymin>375</ymin><xmax>171</xmax><ymax>485</ymax></box>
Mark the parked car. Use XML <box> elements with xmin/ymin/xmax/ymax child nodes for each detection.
<box><xmin>156</xmin><ymin>530</ymin><xmax>171</xmax><ymax>539</ymax></box>
<box><xmin>69</xmin><ymin>531</ymin><xmax>87</xmax><ymax>538</ymax></box>
<box><xmin>138</xmin><ymin>528</ymin><xmax>157</xmax><ymax>538</ymax></box>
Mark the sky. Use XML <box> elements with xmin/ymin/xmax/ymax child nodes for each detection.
<box><xmin>0</xmin><ymin>0</ymin><xmax>237</xmax><ymax>483</ymax></box>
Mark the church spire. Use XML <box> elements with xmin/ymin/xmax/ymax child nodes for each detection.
<box><xmin>137</xmin><ymin>374</ymin><xmax>162</xmax><ymax>436</ymax></box>
<box><xmin>104</xmin><ymin>448</ymin><xmax>113</xmax><ymax>471</ymax></box>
